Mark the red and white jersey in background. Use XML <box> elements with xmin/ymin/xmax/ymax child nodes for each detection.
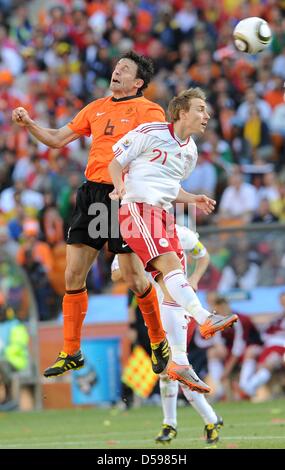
<box><xmin>113</xmin><ymin>122</ymin><xmax>198</xmax><ymax>212</ymax></box>
<box><xmin>262</xmin><ymin>316</ymin><xmax>285</xmax><ymax>347</ymax></box>
<box><xmin>190</xmin><ymin>313</ymin><xmax>263</xmax><ymax>355</ymax></box>
<box><xmin>221</xmin><ymin>313</ymin><xmax>263</xmax><ymax>357</ymax></box>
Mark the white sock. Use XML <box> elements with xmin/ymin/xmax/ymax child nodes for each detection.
<box><xmin>160</xmin><ymin>302</ymin><xmax>189</xmax><ymax>365</ymax></box>
<box><xmin>208</xmin><ymin>358</ymin><xmax>225</xmax><ymax>397</ymax></box>
<box><xmin>163</xmin><ymin>270</ymin><xmax>211</xmax><ymax>325</ymax></box>
<box><xmin>243</xmin><ymin>368</ymin><xmax>271</xmax><ymax>396</ymax></box>
<box><xmin>181</xmin><ymin>385</ymin><xmax>218</xmax><ymax>425</ymax></box>
<box><xmin>239</xmin><ymin>359</ymin><xmax>256</xmax><ymax>391</ymax></box>
<box><xmin>159</xmin><ymin>375</ymin><xmax>178</xmax><ymax>428</ymax></box>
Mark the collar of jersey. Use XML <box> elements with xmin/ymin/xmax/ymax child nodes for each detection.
<box><xmin>111</xmin><ymin>91</ymin><xmax>143</xmax><ymax>102</ymax></box>
<box><xmin>167</xmin><ymin>123</ymin><xmax>190</xmax><ymax>147</ymax></box>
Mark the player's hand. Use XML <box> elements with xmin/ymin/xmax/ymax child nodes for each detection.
<box><xmin>194</xmin><ymin>195</ymin><xmax>216</xmax><ymax>215</ymax></box>
<box><xmin>109</xmin><ymin>185</ymin><xmax>126</xmax><ymax>200</ymax></box>
<box><xmin>12</xmin><ymin>107</ymin><xmax>32</xmax><ymax>127</ymax></box>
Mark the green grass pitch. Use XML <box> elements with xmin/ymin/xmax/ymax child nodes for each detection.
<box><xmin>0</xmin><ymin>398</ymin><xmax>284</xmax><ymax>449</ymax></box>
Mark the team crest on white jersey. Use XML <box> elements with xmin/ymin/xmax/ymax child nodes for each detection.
<box><xmin>122</xmin><ymin>139</ymin><xmax>132</xmax><ymax>149</ymax></box>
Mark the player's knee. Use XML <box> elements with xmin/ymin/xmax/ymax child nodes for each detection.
<box><xmin>207</xmin><ymin>346</ymin><xmax>219</xmax><ymax>360</ymax></box>
<box><xmin>124</xmin><ymin>273</ymin><xmax>148</xmax><ymax>295</ymax></box>
<box><xmin>65</xmin><ymin>266</ymin><xmax>87</xmax><ymax>290</ymax></box>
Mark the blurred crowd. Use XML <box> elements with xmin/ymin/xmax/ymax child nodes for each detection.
<box><xmin>1</xmin><ymin>0</ymin><xmax>285</xmax><ymax>320</ymax></box>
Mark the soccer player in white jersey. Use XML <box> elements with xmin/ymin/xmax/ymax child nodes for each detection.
<box><xmin>154</xmin><ymin>225</ymin><xmax>223</xmax><ymax>444</ymax></box>
<box><xmin>111</xmin><ymin>225</ymin><xmax>223</xmax><ymax>444</ymax></box>
<box><xmin>109</xmin><ymin>87</ymin><xmax>238</xmax><ymax>391</ymax></box>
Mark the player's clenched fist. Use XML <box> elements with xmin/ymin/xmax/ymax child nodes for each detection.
<box><xmin>12</xmin><ymin>107</ymin><xmax>32</xmax><ymax>127</ymax></box>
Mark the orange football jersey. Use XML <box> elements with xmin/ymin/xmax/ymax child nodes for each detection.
<box><xmin>67</xmin><ymin>95</ymin><xmax>165</xmax><ymax>183</ymax></box>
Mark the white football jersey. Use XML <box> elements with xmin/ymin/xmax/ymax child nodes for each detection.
<box><xmin>175</xmin><ymin>225</ymin><xmax>206</xmax><ymax>259</ymax></box>
<box><xmin>113</xmin><ymin>122</ymin><xmax>198</xmax><ymax>211</ymax></box>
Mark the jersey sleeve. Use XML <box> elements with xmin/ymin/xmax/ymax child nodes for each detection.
<box><xmin>113</xmin><ymin>129</ymin><xmax>153</xmax><ymax>168</ymax></box>
<box><xmin>189</xmin><ymin>240</ymin><xmax>207</xmax><ymax>259</ymax></box>
<box><xmin>176</xmin><ymin>225</ymin><xmax>207</xmax><ymax>258</ymax></box>
<box><xmin>67</xmin><ymin>103</ymin><xmax>92</xmax><ymax>137</ymax></box>
<box><xmin>139</xmin><ymin>104</ymin><xmax>166</xmax><ymax>123</ymax></box>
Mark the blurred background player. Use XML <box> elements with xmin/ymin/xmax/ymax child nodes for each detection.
<box><xmin>239</xmin><ymin>290</ymin><xmax>285</xmax><ymax>399</ymax></box>
<box><xmin>12</xmin><ymin>51</ymin><xmax>171</xmax><ymax>379</ymax></box>
<box><xmin>206</xmin><ymin>294</ymin><xmax>263</xmax><ymax>402</ymax></box>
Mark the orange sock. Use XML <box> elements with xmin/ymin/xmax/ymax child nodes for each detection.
<box><xmin>63</xmin><ymin>289</ymin><xmax>88</xmax><ymax>355</ymax></box>
<box><xmin>136</xmin><ymin>284</ymin><xmax>165</xmax><ymax>344</ymax></box>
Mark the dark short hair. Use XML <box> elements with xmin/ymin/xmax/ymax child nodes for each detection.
<box><xmin>121</xmin><ymin>51</ymin><xmax>154</xmax><ymax>92</ymax></box>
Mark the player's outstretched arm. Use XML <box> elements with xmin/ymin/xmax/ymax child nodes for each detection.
<box><xmin>108</xmin><ymin>159</ymin><xmax>126</xmax><ymax>200</ymax></box>
<box><xmin>176</xmin><ymin>188</ymin><xmax>216</xmax><ymax>215</ymax></box>
<box><xmin>12</xmin><ymin>107</ymin><xmax>80</xmax><ymax>148</ymax></box>
<box><xmin>188</xmin><ymin>250</ymin><xmax>210</xmax><ymax>291</ymax></box>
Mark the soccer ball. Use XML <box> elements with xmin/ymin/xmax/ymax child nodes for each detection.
<box><xmin>233</xmin><ymin>17</ymin><xmax>272</xmax><ymax>54</ymax></box>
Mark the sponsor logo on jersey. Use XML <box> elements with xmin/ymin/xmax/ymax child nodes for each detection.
<box><xmin>159</xmin><ymin>238</ymin><xmax>169</xmax><ymax>247</ymax></box>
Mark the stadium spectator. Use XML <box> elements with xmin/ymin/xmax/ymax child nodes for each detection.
<box><xmin>258</xmin><ymin>249</ymin><xmax>285</xmax><ymax>287</ymax></box>
<box><xmin>251</xmin><ymin>198</ymin><xmax>279</xmax><ymax>224</ymax></box>
<box><xmin>235</xmin><ymin>88</ymin><xmax>272</xmax><ymax>126</ymax></box>
<box><xmin>0</xmin><ymin>179</ymin><xmax>44</xmax><ymax>216</ymax></box>
<box><xmin>242</xmin><ymin>106</ymin><xmax>273</xmax><ymax>161</ymax></box>
<box><xmin>0</xmin><ymin>291</ymin><xmax>29</xmax><ymax>410</ymax></box>
<box><xmin>0</xmin><ymin>224</ymin><xmax>19</xmax><ymax>259</ymax></box>
<box><xmin>38</xmin><ymin>191</ymin><xmax>64</xmax><ymax>246</ymax></box>
<box><xmin>217</xmin><ymin>168</ymin><xmax>258</xmax><ymax>223</ymax></box>
<box><xmin>270</xmin><ymin>176</ymin><xmax>285</xmax><ymax>221</ymax></box>
<box><xmin>218</xmin><ymin>252</ymin><xmax>260</xmax><ymax>292</ymax></box>
<box><xmin>16</xmin><ymin>218</ymin><xmax>57</xmax><ymax>320</ymax></box>
<box><xmin>256</xmin><ymin>171</ymin><xmax>280</xmax><ymax>204</ymax></box>
<box><xmin>263</xmin><ymin>75</ymin><xmax>285</xmax><ymax>110</ymax></box>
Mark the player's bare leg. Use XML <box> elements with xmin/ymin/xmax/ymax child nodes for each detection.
<box><xmin>118</xmin><ymin>252</ymin><xmax>170</xmax><ymax>374</ymax></box>
<box><xmin>152</xmin><ymin>253</ymin><xmax>237</xmax><ymax>342</ymax></box>
<box><xmin>154</xmin><ymin>273</ymin><xmax>210</xmax><ymax>393</ymax></box>
<box><xmin>44</xmin><ymin>244</ymin><xmax>98</xmax><ymax>377</ymax></box>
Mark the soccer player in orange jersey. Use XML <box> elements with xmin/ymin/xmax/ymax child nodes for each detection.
<box><xmin>12</xmin><ymin>52</ymin><xmax>171</xmax><ymax>378</ymax></box>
